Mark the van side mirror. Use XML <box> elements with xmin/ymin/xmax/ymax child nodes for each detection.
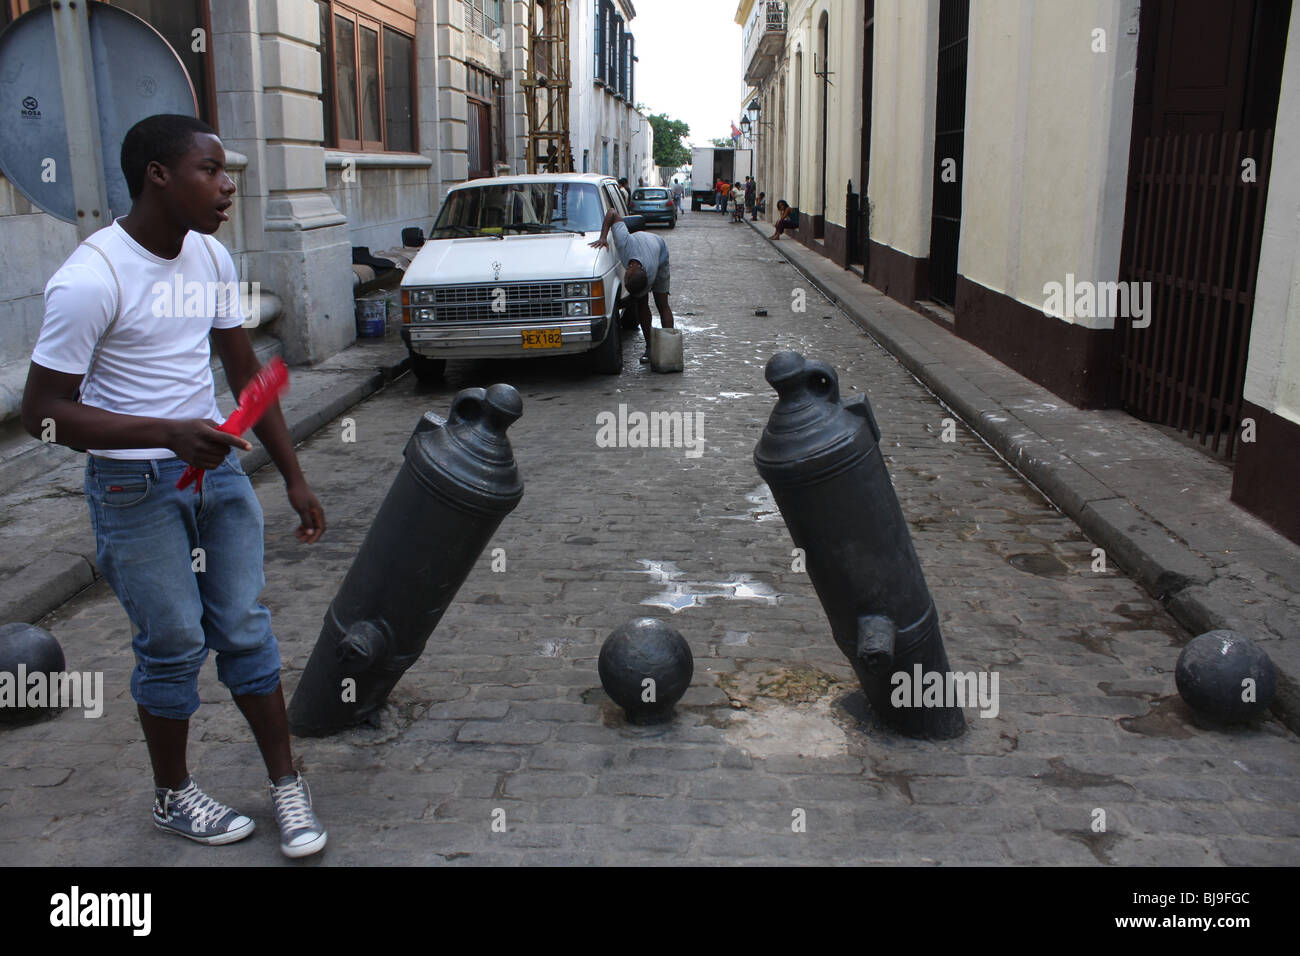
<box><xmin>624</xmin><ymin>215</ymin><xmax>646</xmax><ymax>233</ymax></box>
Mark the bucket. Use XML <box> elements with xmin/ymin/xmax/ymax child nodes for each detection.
<box><xmin>355</xmin><ymin>295</ymin><xmax>386</xmax><ymax>338</ymax></box>
<box><xmin>649</xmin><ymin>327</ymin><xmax>683</xmax><ymax>373</ymax></box>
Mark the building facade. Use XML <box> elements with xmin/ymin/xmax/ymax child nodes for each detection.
<box><xmin>571</xmin><ymin>0</ymin><xmax>653</xmax><ymax>185</ymax></box>
<box><xmin>0</xmin><ymin>0</ymin><xmax>650</xmax><ymax>430</ymax></box>
<box><xmin>738</xmin><ymin>0</ymin><xmax>1300</xmax><ymax>544</ymax></box>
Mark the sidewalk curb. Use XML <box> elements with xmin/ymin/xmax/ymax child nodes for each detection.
<box><xmin>748</xmin><ymin>220</ymin><xmax>1300</xmax><ymax>734</ymax></box>
<box><xmin>1</xmin><ymin>356</ymin><xmax>410</xmax><ymax>627</ymax></box>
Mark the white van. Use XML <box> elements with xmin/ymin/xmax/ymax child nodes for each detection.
<box><xmin>400</xmin><ymin>173</ymin><xmax>645</xmax><ymax>381</ymax></box>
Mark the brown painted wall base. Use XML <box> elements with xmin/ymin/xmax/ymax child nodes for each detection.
<box><xmin>954</xmin><ymin>276</ymin><xmax>1113</xmax><ymax>408</ymax></box>
<box><xmin>825</xmin><ymin>220</ymin><xmax>848</xmax><ymax>267</ymax></box>
<box><xmin>1231</xmin><ymin>401</ymin><xmax>1300</xmax><ymax>546</ymax></box>
<box><xmin>867</xmin><ymin>240</ymin><xmax>928</xmax><ymax>305</ymax></box>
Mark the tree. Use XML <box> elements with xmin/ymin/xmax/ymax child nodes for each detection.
<box><xmin>709</xmin><ymin>137</ymin><xmax>735</xmax><ymax>148</ymax></box>
<box><xmin>648</xmin><ymin>113</ymin><xmax>691</xmax><ymax>168</ymax></box>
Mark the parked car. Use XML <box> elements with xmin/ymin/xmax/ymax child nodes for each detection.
<box><xmin>400</xmin><ymin>173</ymin><xmax>646</xmax><ymax>381</ymax></box>
<box><xmin>630</xmin><ymin>186</ymin><xmax>676</xmax><ymax>227</ymax></box>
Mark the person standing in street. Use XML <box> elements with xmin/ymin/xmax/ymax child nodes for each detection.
<box><xmin>744</xmin><ymin>176</ymin><xmax>756</xmax><ymax>220</ymax></box>
<box><xmin>718</xmin><ymin>179</ymin><xmax>731</xmax><ymax>215</ymax></box>
<box><xmin>20</xmin><ymin>114</ymin><xmax>329</xmax><ymax>859</ymax></box>
<box><xmin>589</xmin><ymin>206</ymin><xmax>674</xmax><ymax>364</ymax></box>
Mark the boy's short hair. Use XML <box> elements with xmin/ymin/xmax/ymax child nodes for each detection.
<box><xmin>121</xmin><ymin>114</ymin><xmax>217</xmax><ymax>199</ymax></box>
<box><xmin>625</xmin><ymin>265</ymin><xmax>649</xmax><ymax>298</ymax></box>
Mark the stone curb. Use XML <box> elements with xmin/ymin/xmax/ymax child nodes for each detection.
<box><xmin>747</xmin><ymin>219</ymin><xmax>1300</xmax><ymax>734</ymax></box>
<box><xmin>0</xmin><ymin>356</ymin><xmax>411</xmax><ymax>626</ymax></box>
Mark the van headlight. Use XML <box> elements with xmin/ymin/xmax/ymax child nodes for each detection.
<box><xmin>413</xmin><ymin>307</ymin><xmax>435</xmax><ymax>322</ymax></box>
<box><xmin>567</xmin><ymin>301</ymin><xmax>591</xmax><ymax>316</ymax></box>
<box><xmin>564</xmin><ymin>282</ymin><xmax>589</xmax><ymax>297</ymax></box>
<box><xmin>408</xmin><ymin>289</ymin><xmax>437</xmax><ymax>305</ymax></box>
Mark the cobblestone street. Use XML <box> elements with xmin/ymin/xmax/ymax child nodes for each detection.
<box><xmin>2</xmin><ymin>211</ymin><xmax>1296</xmax><ymax>866</ymax></box>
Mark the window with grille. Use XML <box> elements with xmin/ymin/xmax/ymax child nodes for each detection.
<box><xmin>463</xmin><ymin>0</ymin><xmax>501</xmax><ymax>38</ymax></box>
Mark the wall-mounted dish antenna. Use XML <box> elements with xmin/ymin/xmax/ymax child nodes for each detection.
<box><xmin>0</xmin><ymin>1</ymin><xmax>196</xmax><ymax>236</ymax></box>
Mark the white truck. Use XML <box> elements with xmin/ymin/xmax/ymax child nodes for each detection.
<box><xmin>400</xmin><ymin>173</ymin><xmax>646</xmax><ymax>381</ymax></box>
<box><xmin>689</xmin><ymin>147</ymin><xmax>753</xmax><ymax>211</ymax></box>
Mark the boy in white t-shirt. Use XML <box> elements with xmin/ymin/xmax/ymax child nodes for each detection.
<box><xmin>20</xmin><ymin>114</ymin><xmax>328</xmax><ymax>858</ymax></box>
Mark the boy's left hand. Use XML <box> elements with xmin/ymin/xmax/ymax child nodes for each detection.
<box><xmin>286</xmin><ymin>478</ymin><xmax>326</xmax><ymax>543</ymax></box>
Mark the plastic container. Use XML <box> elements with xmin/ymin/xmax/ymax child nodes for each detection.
<box><xmin>649</xmin><ymin>327</ymin><xmax>683</xmax><ymax>373</ymax></box>
<box><xmin>355</xmin><ymin>295</ymin><xmax>386</xmax><ymax>338</ymax></box>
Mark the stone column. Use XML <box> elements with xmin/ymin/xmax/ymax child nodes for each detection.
<box><xmin>212</xmin><ymin>0</ymin><xmax>354</xmax><ymax>364</ymax></box>
<box><xmin>435</xmin><ymin>0</ymin><xmax>469</xmax><ymax>200</ymax></box>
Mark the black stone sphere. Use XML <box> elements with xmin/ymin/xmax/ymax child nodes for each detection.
<box><xmin>1175</xmin><ymin>630</ymin><xmax>1276</xmax><ymax>724</ymax></box>
<box><xmin>598</xmin><ymin>618</ymin><xmax>693</xmax><ymax>724</ymax></box>
<box><xmin>0</xmin><ymin>623</ymin><xmax>67</xmax><ymax>724</ymax></box>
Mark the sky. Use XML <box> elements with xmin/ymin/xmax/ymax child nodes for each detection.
<box><xmin>630</xmin><ymin>0</ymin><xmax>747</xmax><ymax>146</ymax></box>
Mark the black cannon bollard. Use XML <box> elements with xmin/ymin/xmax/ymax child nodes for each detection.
<box><xmin>754</xmin><ymin>352</ymin><xmax>966</xmax><ymax>739</ymax></box>
<box><xmin>0</xmin><ymin>623</ymin><xmax>67</xmax><ymax>724</ymax></box>
<box><xmin>287</xmin><ymin>384</ymin><xmax>524</xmax><ymax>736</ymax></box>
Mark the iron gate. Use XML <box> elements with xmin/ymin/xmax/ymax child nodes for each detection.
<box><xmin>1120</xmin><ymin>129</ymin><xmax>1273</xmax><ymax>459</ymax></box>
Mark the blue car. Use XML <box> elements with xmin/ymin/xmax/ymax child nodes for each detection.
<box><xmin>630</xmin><ymin>187</ymin><xmax>677</xmax><ymax>228</ymax></box>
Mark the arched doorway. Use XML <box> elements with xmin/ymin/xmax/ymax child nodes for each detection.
<box><xmin>792</xmin><ymin>49</ymin><xmax>802</xmax><ymax>210</ymax></box>
<box><xmin>928</xmin><ymin>0</ymin><xmax>970</xmax><ymax>307</ymax></box>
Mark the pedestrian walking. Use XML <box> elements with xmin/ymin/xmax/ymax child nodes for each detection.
<box><xmin>770</xmin><ymin>199</ymin><xmax>799</xmax><ymax>239</ymax></box>
<box><xmin>590</xmin><ymin>206</ymin><xmax>674</xmax><ymax>364</ymax></box>
<box><xmin>19</xmin><ymin>114</ymin><xmax>328</xmax><ymax>858</ymax></box>
<box><xmin>744</xmin><ymin>176</ymin><xmax>756</xmax><ymax>219</ymax></box>
<box><xmin>671</xmin><ymin>180</ymin><xmax>684</xmax><ymax>214</ymax></box>
<box><xmin>618</xmin><ymin>177</ymin><xmax>632</xmax><ymax>207</ymax></box>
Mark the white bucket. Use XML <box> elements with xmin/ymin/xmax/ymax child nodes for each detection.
<box><xmin>649</xmin><ymin>327</ymin><xmax>684</xmax><ymax>373</ymax></box>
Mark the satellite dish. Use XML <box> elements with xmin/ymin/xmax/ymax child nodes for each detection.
<box><xmin>0</xmin><ymin>3</ymin><xmax>196</xmax><ymax>224</ymax></box>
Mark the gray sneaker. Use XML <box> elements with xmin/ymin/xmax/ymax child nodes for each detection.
<box><xmin>153</xmin><ymin>776</ymin><xmax>255</xmax><ymax>846</ymax></box>
<box><xmin>269</xmin><ymin>772</ymin><xmax>327</xmax><ymax>858</ymax></box>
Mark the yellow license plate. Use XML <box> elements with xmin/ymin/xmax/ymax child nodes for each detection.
<box><xmin>522</xmin><ymin>328</ymin><xmax>563</xmax><ymax>349</ymax></box>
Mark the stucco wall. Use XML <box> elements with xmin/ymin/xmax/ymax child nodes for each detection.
<box><xmin>1243</xmin><ymin>18</ymin><xmax>1300</xmax><ymax>425</ymax></box>
<box><xmin>961</xmin><ymin>0</ymin><xmax>1138</xmax><ymax>329</ymax></box>
<box><xmin>867</xmin><ymin>0</ymin><xmax>938</xmax><ymax>259</ymax></box>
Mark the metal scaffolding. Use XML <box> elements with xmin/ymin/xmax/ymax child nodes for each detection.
<box><xmin>521</xmin><ymin>0</ymin><xmax>573</xmax><ymax>173</ymax></box>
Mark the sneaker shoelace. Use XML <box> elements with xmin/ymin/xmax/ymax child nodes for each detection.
<box><xmin>166</xmin><ymin>781</ymin><xmax>228</xmax><ymax>829</ymax></box>
<box><xmin>271</xmin><ymin>777</ymin><xmax>316</xmax><ymax>831</ymax></box>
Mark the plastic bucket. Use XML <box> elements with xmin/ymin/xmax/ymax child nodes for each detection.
<box><xmin>355</xmin><ymin>295</ymin><xmax>386</xmax><ymax>337</ymax></box>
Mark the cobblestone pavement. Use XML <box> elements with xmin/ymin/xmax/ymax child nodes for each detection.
<box><xmin>2</xmin><ymin>211</ymin><xmax>1296</xmax><ymax>866</ymax></box>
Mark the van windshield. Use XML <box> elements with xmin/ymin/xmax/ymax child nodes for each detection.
<box><xmin>431</xmin><ymin>182</ymin><xmax>605</xmax><ymax>238</ymax></box>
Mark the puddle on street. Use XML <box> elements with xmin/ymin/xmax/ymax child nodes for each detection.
<box><xmin>630</xmin><ymin>559</ymin><xmax>780</xmax><ymax>612</ymax></box>
<box><xmin>715</xmin><ymin>483</ymin><xmax>785</xmax><ymax>523</ymax></box>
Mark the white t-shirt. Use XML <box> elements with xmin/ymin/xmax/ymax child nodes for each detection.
<box><xmin>32</xmin><ymin>221</ymin><xmax>246</xmax><ymax>460</ymax></box>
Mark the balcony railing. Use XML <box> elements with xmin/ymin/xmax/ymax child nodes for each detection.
<box><xmin>743</xmin><ymin>1</ymin><xmax>787</xmax><ymax>84</ymax></box>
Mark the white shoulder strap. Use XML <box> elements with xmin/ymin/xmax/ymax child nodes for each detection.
<box><xmin>199</xmin><ymin>233</ymin><xmax>222</xmax><ymax>280</ymax></box>
<box><xmin>78</xmin><ymin>239</ymin><xmax>122</xmax><ymax>402</ymax></box>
